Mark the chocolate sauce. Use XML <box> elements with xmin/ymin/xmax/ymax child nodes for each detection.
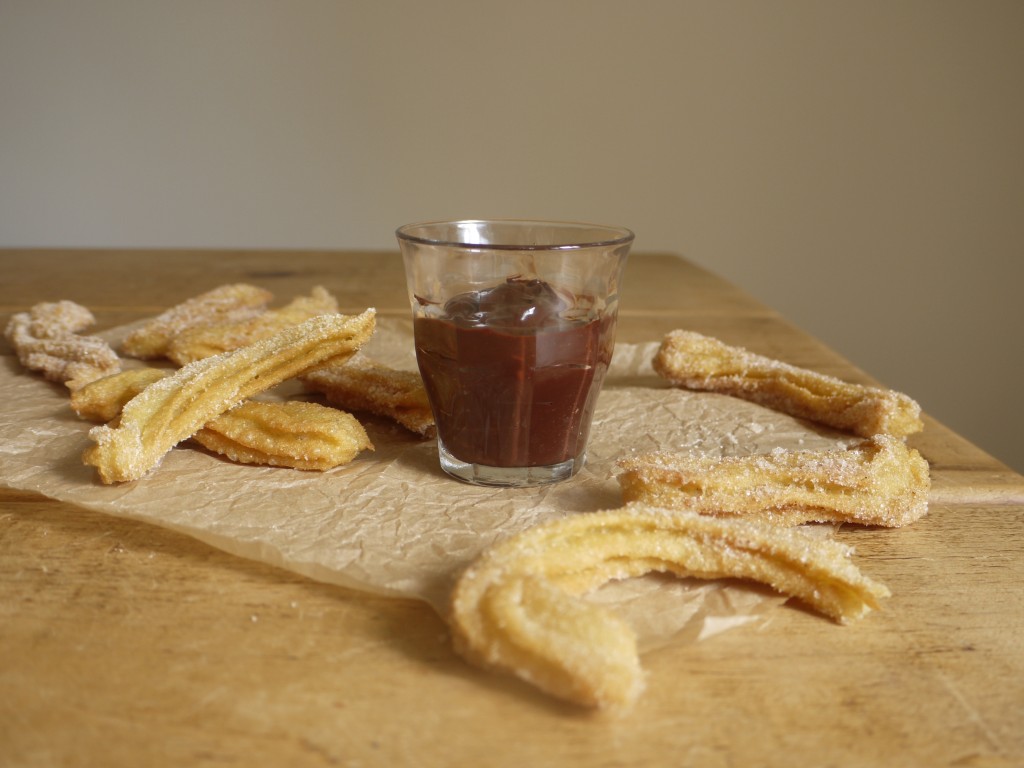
<box><xmin>414</xmin><ymin>278</ymin><xmax>615</xmax><ymax>468</ymax></box>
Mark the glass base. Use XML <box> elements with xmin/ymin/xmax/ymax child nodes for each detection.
<box><xmin>438</xmin><ymin>442</ymin><xmax>585</xmax><ymax>488</ymax></box>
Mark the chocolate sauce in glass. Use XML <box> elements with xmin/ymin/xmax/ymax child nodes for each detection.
<box><xmin>414</xmin><ymin>277</ymin><xmax>615</xmax><ymax>468</ymax></box>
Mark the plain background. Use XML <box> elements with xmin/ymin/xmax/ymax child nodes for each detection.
<box><xmin>2</xmin><ymin>1</ymin><xmax>1022</xmax><ymax>472</ymax></box>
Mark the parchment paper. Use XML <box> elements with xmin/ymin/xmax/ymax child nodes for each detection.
<box><xmin>0</xmin><ymin>317</ymin><xmax>854</xmax><ymax>649</ymax></box>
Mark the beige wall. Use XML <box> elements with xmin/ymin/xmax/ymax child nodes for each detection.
<box><xmin>2</xmin><ymin>1</ymin><xmax>1022</xmax><ymax>472</ymax></box>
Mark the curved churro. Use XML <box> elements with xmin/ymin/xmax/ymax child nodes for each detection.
<box><xmin>653</xmin><ymin>330</ymin><xmax>923</xmax><ymax>438</ymax></box>
<box><xmin>191</xmin><ymin>400</ymin><xmax>373</xmax><ymax>470</ymax></box>
<box><xmin>301</xmin><ymin>355</ymin><xmax>435</xmax><ymax>437</ymax></box>
<box><xmin>83</xmin><ymin>310</ymin><xmax>376</xmax><ymax>483</ymax></box>
<box><xmin>449</xmin><ymin>504</ymin><xmax>889</xmax><ymax>710</ymax></box>
<box><xmin>617</xmin><ymin>435</ymin><xmax>930</xmax><ymax>527</ymax></box>
<box><xmin>165</xmin><ymin>286</ymin><xmax>338</xmax><ymax>365</ymax></box>
<box><xmin>4</xmin><ymin>300</ymin><xmax>121</xmax><ymax>388</ymax></box>
<box><xmin>120</xmin><ymin>283</ymin><xmax>273</xmax><ymax>359</ymax></box>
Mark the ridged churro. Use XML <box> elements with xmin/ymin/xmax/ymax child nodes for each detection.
<box><xmin>618</xmin><ymin>435</ymin><xmax>930</xmax><ymax>527</ymax></box>
<box><xmin>449</xmin><ymin>504</ymin><xmax>890</xmax><ymax>710</ymax></box>
<box><xmin>83</xmin><ymin>310</ymin><xmax>376</xmax><ymax>483</ymax></box>
<box><xmin>72</xmin><ymin>368</ymin><xmax>372</xmax><ymax>470</ymax></box>
<box><xmin>165</xmin><ymin>286</ymin><xmax>338</xmax><ymax>365</ymax></box>
<box><xmin>191</xmin><ymin>400</ymin><xmax>373</xmax><ymax>470</ymax></box>
<box><xmin>70</xmin><ymin>367</ymin><xmax>171</xmax><ymax>422</ymax></box>
<box><xmin>302</xmin><ymin>355</ymin><xmax>435</xmax><ymax>437</ymax></box>
<box><xmin>4</xmin><ymin>300</ymin><xmax>121</xmax><ymax>388</ymax></box>
<box><xmin>120</xmin><ymin>283</ymin><xmax>273</xmax><ymax>359</ymax></box>
<box><xmin>653</xmin><ymin>330</ymin><xmax>923</xmax><ymax>438</ymax></box>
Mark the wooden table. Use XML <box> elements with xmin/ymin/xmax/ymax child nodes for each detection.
<box><xmin>2</xmin><ymin>250</ymin><xmax>1022</xmax><ymax>767</ymax></box>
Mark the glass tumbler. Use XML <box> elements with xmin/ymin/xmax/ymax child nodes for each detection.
<box><xmin>397</xmin><ymin>219</ymin><xmax>633</xmax><ymax>487</ymax></box>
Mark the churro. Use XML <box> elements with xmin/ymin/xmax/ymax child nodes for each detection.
<box><xmin>449</xmin><ymin>504</ymin><xmax>889</xmax><ymax>710</ymax></box>
<box><xmin>70</xmin><ymin>367</ymin><xmax>171</xmax><ymax>422</ymax></box>
<box><xmin>4</xmin><ymin>300</ymin><xmax>121</xmax><ymax>388</ymax></box>
<box><xmin>120</xmin><ymin>283</ymin><xmax>273</xmax><ymax>359</ymax></box>
<box><xmin>302</xmin><ymin>355</ymin><xmax>435</xmax><ymax>437</ymax></box>
<box><xmin>83</xmin><ymin>310</ymin><xmax>376</xmax><ymax>483</ymax></box>
<box><xmin>165</xmin><ymin>286</ymin><xmax>338</xmax><ymax>365</ymax></box>
<box><xmin>653</xmin><ymin>330</ymin><xmax>923</xmax><ymax>438</ymax></box>
<box><xmin>72</xmin><ymin>368</ymin><xmax>371</xmax><ymax>470</ymax></box>
<box><xmin>191</xmin><ymin>400</ymin><xmax>373</xmax><ymax>470</ymax></box>
<box><xmin>618</xmin><ymin>435</ymin><xmax>930</xmax><ymax>527</ymax></box>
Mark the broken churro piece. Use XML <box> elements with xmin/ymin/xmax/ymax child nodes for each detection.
<box><xmin>83</xmin><ymin>310</ymin><xmax>376</xmax><ymax>483</ymax></box>
<box><xmin>4</xmin><ymin>300</ymin><xmax>121</xmax><ymax>387</ymax></box>
<box><xmin>191</xmin><ymin>400</ymin><xmax>373</xmax><ymax>470</ymax></box>
<box><xmin>449</xmin><ymin>504</ymin><xmax>889</xmax><ymax>710</ymax></box>
<box><xmin>618</xmin><ymin>435</ymin><xmax>930</xmax><ymax>527</ymax></box>
<box><xmin>165</xmin><ymin>286</ymin><xmax>339</xmax><ymax>365</ymax></box>
<box><xmin>302</xmin><ymin>356</ymin><xmax>435</xmax><ymax>437</ymax></box>
<box><xmin>653</xmin><ymin>330</ymin><xmax>923</xmax><ymax>438</ymax></box>
<box><xmin>120</xmin><ymin>283</ymin><xmax>273</xmax><ymax>359</ymax></box>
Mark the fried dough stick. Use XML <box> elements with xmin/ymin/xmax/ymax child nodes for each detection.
<box><xmin>191</xmin><ymin>400</ymin><xmax>372</xmax><ymax>470</ymax></box>
<box><xmin>450</xmin><ymin>504</ymin><xmax>889</xmax><ymax>710</ymax></box>
<box><xmin>618</xmin><ymin>435</ymin><xmax>930</xmax><ymax>528</ymax></box>
<box><xmin>70</xmin><ymin>367</ymin><xmax>171</xmax><ymax>422</ymax></box>
<box><xmin>120</xmin><ymin>283</ymin><xmax>273</xmax><ymax>359</ymax></box>
<box><xmin>73</xmin><ymin>370</ymin><xmax>373</xmax><ymax>471</ymax></box>
<box><xmin>302</xmin><ymin>356</ymin><xmax>435</xmax><ymax>437</ymax></box>
<box><xmin>4</xmin><ymin>300</ymin><xmax>121</xmax><ymax>388</ymax></box>
<box><xmin>654</xmin><ymin>330</ymin><xmax>923</xmax><ymax>438</ymax></box>
<box><xmin>84</xmin><ymin>310</ymin><xmax>376</xmax><ymax>483</ymax></box>
<box><xmin>165</xmin><ymin>286</ymin><xmax>338</xmax><ymax>365</ymax></box>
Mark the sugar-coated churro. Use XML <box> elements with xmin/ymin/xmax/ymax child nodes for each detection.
<box><xmin>302</xmin><ymin>355</ymin><xmax>435</xmax><ymax>437</ymax></box>
<box><xmin>73</xmin><ymin>368</ymin><xmax>372</xmax><ymax>470</ymax></box>
<box><xmin>653</xmin><ymin>330</ymin><xmax>923</xmax><ymax>437</ymax></box>
<box><xmin>618</xmin><ymin>435</ymin><xmax>930</xmax><ymax>527</ymax></box>
<box><xmin>83</xmin><ymin>310</ymin><xmax>376</xmax><ymax>483</ymax></box>
<box><xmin>4</xmin><ymin>300</ymin><xmax>121</xmax><ymax>388</ymax></box>
<box><xmin>120</xmin><ymin>283</ymin><xmax>273</xmax><ymax>359</ymax></box>
<box><xmin>165</xmin><ymin>286</ymin><xmax>338</xmax><ymax>365</ymax></box>
<box><xmin>191</xmin><ymin>400</ymin><xmax>373</xmax><ymax>470</ymax></box>
<box><xmin>70</xmin><ymin>367</ymin><xmax>171</xmax><ymax>423</ymax></box>
<box><xmin>449</xmin><ymin>504</ymin><xmax>889</xmax><ymax>710</ymax></box>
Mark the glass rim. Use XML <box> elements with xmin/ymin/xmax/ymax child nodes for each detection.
<box><xmin>395</xmin><ymin>218</ymin><xmax>635</xmax><ymax>251</ymax></box>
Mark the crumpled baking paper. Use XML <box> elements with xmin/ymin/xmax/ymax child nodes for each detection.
<box><xmin>0</xmin><ymin>317</ymin><xmax>853</xmax><ymax>649</ymax></box>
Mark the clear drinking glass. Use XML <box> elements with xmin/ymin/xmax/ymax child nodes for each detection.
<box><xmin>397</xmin><ymin>219</ymin><xmax>633</xmax><ymax>487</ymax></box>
